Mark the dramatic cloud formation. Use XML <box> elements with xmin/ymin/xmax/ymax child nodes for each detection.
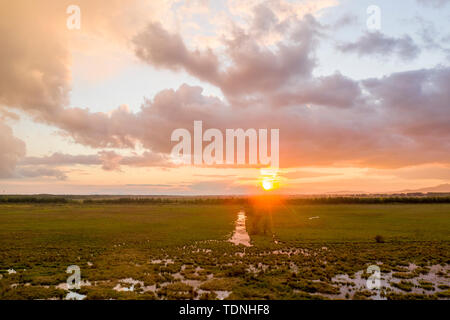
<box><xmin>0</xmin><ymin>0</ymin><xmax>449</xmax><ymax>193</ymax></box>
<box><xmin>132</xmin><ymin>11</ymin><xmax>364</xmax><ymax>110</ymax></box>
<box><xmin>24</xmin><ymin>65</ymin><xmax>449</xmax><ymax>169</ymax></box>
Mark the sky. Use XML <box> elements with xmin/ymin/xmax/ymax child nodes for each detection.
<box><xmin>1</xmin><ymin>0</ymin><xmax>450</xmax><ymax>195</ymax></box>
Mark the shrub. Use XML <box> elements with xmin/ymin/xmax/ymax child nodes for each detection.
<box><xmin>375</xmin><ymin>235</ymin><xmax>385</xmax><ymax>243</ymax></box>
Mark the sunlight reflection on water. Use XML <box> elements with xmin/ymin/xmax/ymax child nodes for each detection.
<box><xmin>229</xmin><ymin>211</ymin><xmax>252</xmax><ymax>247</ymax></box>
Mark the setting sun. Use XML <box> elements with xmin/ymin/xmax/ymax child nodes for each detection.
<box><xmin>262</xmin><ymin>180</ymin><xmax>274</xmax><ymax>191</ymax></box>
<box><xmin>260</xmin><ymin>168</ymin><xmax>280</xmax><ymax>191</ymax></box>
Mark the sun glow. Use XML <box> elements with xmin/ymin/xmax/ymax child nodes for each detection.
<box><xmin>260</xmin><ymin>168</ymin><xmax>280</xmax><ymax>192</ymax></box>
<box><xmin>262</xmin><ymin>179</ymin><xmax>274</xmax><ymax>191</ymax></box>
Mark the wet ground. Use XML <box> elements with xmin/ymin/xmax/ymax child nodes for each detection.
<box><xmin>1</xmin><ymin>207</ymin><xmax>449</xmax><ymax>300</ymax></box>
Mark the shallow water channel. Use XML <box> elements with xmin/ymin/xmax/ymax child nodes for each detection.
<box><xmin>229</xmin><ymin>211</ymin><xmax>251</xmax><ymax>247</ymax></box>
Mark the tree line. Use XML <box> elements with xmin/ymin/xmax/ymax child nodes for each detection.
<box><xmin>1</xmin><ymin>195</ymin><xmax>450</xmax><ymax>204</ymax></box>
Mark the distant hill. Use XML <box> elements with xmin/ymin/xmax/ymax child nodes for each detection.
<box><xmin>398</xmin><ymin>184</ymin><xmax>450</xmax><ymax>193</ymax></box>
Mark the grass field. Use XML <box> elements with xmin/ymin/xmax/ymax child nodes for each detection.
<box><xmin>0</xmin><ymin>202</ymin><xmax>449</xmax><ymax>300</ymax></box>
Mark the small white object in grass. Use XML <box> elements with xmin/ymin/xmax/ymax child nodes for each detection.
<box><xmin>7</xmin><ymin>269</ymin><xmax>16</xmax><ymax>274</ymax></box>
<box><xmin>308</xmin><ymin>216</ymin><xmax>320</xmax><ymax>220</ymax></box>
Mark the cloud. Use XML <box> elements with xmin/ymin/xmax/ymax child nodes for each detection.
<box><xmin>97</xmin><ymin>150</ymin><xmax>172</xmax><ymax>171</ymax></box>
<box><xmin>20</xmin><ymin>153</ymin><xmax>100</xmax><ymax>166</ymax></box>
<box><xmin>98</xmin><ymin>151</ymin><xmax>123</xmax><ymax>171</ymax></box>
<box><xmin>0</xmin><ymin>0</ymin><xmax>174</xmax><ymax>120</ymax></box>
<box><xmin>360</xmin><ymin>66</ymin><xmax>450</xmax><ymax>167</ymax></box>
<box><xmin>414</xmin><ymin>17</ymin><xmax>450</xmax><ymax>59</ymax></box>
<box><xmin>1</xmin><ymin>0</ymin><xmax>450</xmax><ymax>180</ymax></box>
<box><xmin>20</xmin><ymin>150</ymin><xmax>171</xmax><ymax>173</ymax></box>
<box><xmin>15</xmin><ymin>60</ymin><xmax>450</xmax><ymax>170</ymax></box>
<box><xmin>133</xmin><ymin>13</ymin><xmax>361</xmax><ymax>109</ymax></box>
<box><xmin>269</xmin><ymin>72</ymin><xmax>362</xmax><ymax>108</ymax></box>
<box><xmin>331</xmin><ymin>13</ymin><xmax>358</xmax><ymax>29</ymax></box>
<box><xmin>337</xmin><ymin>31</ymin><xmax>421</xmax><ymax>60</ymax></box>
<box><xmin>0</xmin><ymin>109</ymin><xmax>20</xmax><ymax>121</ymax></box>
<box><xmin>134</xmin><ymin>23</ymin><xmax>221</xmax><ymax>85</ymax></box>
<box><xmin>0</xmin><ymin>2</ymin><xmax>71</xmax><ymax>117</ymax></box>
<box><xmin>227</xmin><ymin>0</ymin><xmax>339</xmax><ymax>21</ymax></box>
<box><xmin>0</xmin><ymin>2</ymin><xmax>362</xmax><ymax>172</ymax></box>
<box><xmin>0</xmin><ymin>121</ymin><xmax>26</xmax><ymax>178</ymax></box>
<box><xmin>217</xmin><ymin>14</ymin><xmax>321</xmax><ymax>98</ymax></box>
<box><xmin>15</xmin><ymin>167</ymin><xmax>67</xmax><ymax>180</ymax></box>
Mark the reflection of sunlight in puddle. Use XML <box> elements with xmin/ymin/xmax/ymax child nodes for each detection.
<box><xmin>229</xmin><ymin>211</ymin><xmax>252</xmax><ymax>247</ymax></box>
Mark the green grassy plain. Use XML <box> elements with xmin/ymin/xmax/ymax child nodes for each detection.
<box><xmin>0</xmin><ymin>203</ymin><xmax>448</xmax><ymax>300</ymax></box>
<box><xmin>272</xmin><ymin>204</ymin><xmax>450</xmax><ymax>242</ymax></box>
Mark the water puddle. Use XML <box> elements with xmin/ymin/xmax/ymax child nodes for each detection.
<box><xmin>113</xmin><ymin>278</ymin><xmax>142</xmax><ymax>292</ymax></box>
<box><xmin>229</xmin><ymin>211</ymin><xmax>252</xmax><ymax>247</ymax></box>
<box><xmin>56</xmin><ymin>280</ymin><xmax>91</xmax><ymax>291</ymax></box>
<box><xmin>328</xmin><ymin>263</ymin><xmax>449</xmax><ymax>300</ymax></box>
<box><xmin>65</xmin><ymin>291</ymin><xmax>86</xmax><ymax>300</ymax></box>
<box><xmin>110</xmin><ymin>271</ymin><xmax>232</xmax><ymax>300</ymax></box>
